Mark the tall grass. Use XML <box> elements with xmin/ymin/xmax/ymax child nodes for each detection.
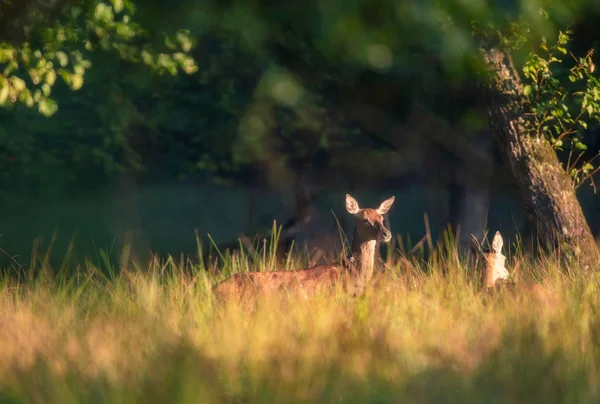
<box><xmin>0</xmin><ymin>233</ymin><xmax>599</xmax><ymax>403</ymax></box>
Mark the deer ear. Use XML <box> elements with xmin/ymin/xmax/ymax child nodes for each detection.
<box><xmin>491</xmin><ymin>231</ymin><xmax>503</xmax><ymax>253</ymax></box>
<box><xmin>345</xmin><ymin>194</ymin><xmax>361</xmax><ymax>215</ymax></box>
<box><xmin>376</xmin><ymin>196</ymin><xmax>395</xmax><ymax>215</ymax></box>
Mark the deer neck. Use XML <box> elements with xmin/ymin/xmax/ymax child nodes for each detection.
<box><xmin>482</xmin><ymin>261</ymin><xmax>496</xmax><ymax>289</ymax></box>
<box><xmin>483</xmin><ymin>253</ymin><xmax>507</xmax><ymax>289</ymax></box>
<box><xmin>348</xmin><ymin>227</ymin><xmax>377</xmax><ymax>294</ymax></box>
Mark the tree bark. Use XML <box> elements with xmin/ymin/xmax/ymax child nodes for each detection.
<box><xmin>478</xmin><ymin>46</ymin><xmax>599</xmax><ymax>271</ymax></box>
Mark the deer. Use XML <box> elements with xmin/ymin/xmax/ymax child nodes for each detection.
<box><xmin>212</xmin><ymin>194</ymin><xmax>395</xmax><ymax>303</ymax></box>
<box><xmin>473</xmin><ymin>231</ymin><xmax>510</xmax><ymax>289</ymax></box>
<box><xmin>471</xmin><ymin>231</ymin><xmax>557</xmax><ymax>308</ymax></box>
<box><xmin>202</xmin><ymin>200</ymin><xmax>314</xmax><ymax>274</ymax></box>
<box><xmin>202</xmin><ymin>179</ymin><xmax>318</xmax><ymax>273</ymax></box>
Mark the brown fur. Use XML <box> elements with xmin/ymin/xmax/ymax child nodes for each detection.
<box><xmin>212</xmin><ymin>265</ymin><xmax>342</xmax><ymax>302</ymax></box>
<box><xmin>213</xmin><ymin>194</ymin><xmax>395</xmax><ymax>303</ymax></box>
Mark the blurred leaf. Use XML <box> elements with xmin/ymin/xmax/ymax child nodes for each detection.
<box><xmin>71</xmin><ymin>74</ymin><xmax>84</xmax><ymax>90</ymax></box>
<box><xmin>0</xmin><ymin>86</ymin><xmax>8</xmax><ymax>105</ymax></box>
<box><xmin>38</xmin><ymin>98</ymin><xmax>58</xmax><ymax>117</ymax></box>
<box><xmin>111</xmin><ymin>0</ymin><xmax>125</xmax><ymax>13</ymax></box>
<box><xmin>95</xmin><ymin>3</ymin><xmax>115</xmax><ymax>24</ymax></box>
<box><xmin>56</xmin><ymin>51</ymin><xmax>69</xmax><ymax>67</ymax></box>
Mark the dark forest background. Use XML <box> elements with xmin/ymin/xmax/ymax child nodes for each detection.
<box><xmin>2</xmin><ymin>0</ymin><xmax>600</xmax><ymax>267</ymax></box>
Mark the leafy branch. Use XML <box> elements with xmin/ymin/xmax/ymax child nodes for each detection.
<box><xmin>522</xmin><ymin>27</ymin><xmax>600</xmax><ymax>191</ymax></box>
<box><xmin>0</xmin><ymin>0</ymin><xmax>198</xmax><ymax>117</ymax></box>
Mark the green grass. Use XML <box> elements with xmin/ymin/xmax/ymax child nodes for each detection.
<box><xmin>0</xmin><ymin>234</ymin><xmax>599</xmax><ymax>404</ymax></box>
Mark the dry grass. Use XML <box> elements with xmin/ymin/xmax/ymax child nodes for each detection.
<box><xmin>0</xmin><ymin>237</ymin><xmax>599</xmax><ymax>404</ymax></box>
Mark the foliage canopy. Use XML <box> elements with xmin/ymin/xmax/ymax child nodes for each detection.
<box><xmin>2</xmin><ymin>0</ymin><xmax>600</xmax><ymax>199</ymax></box>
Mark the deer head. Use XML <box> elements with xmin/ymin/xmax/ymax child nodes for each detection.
<box><xmin>345</xmin><ymin>194</ymin><xmax>395</xmax><ymax>243</ymax></box>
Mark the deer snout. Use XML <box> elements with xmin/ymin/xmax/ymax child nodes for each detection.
<box><xmin>382</xmin><ymin>228</ymin><xmax>392</xmax><ymax>243</ymax></box>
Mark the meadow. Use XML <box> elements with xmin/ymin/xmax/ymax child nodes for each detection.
<box><xmin>0</xmin><ymin>233</ymin><xmax>599</xmax><ymax>404</ymax></box>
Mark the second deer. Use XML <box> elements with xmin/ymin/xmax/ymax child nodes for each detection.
<box><xmin>473</xmin><ymin>231</ymin><xmax>557</xmax><ymax>307</ymax></box>
<box><xmin>213</xmin><ymin>194</ymin><xmax>395</xmax><ymax>302</ymax></box>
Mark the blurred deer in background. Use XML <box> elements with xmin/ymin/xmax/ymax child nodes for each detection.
<box><xmin>471</xmin><ymin>231</ymin><xmax>556</xmax><ymax>307</ymax></box>
<box><xmin>202</xmin><ymin>176</ymin><xmax>352</xmax><ymax>273</ymax></box>
<box><xmin>213</xmin><ymin>194</ymin><xmax>395</xmax><ymax>302</ymax></box>
<box><xmin>474</xmin><ymin>231</ymin><xmax>510</xmax><ymax>289</ymax></box>
<box><xmin>202</xmin><ymin>180</ymin><xmax>317</xmax><ymax>272</ymax></box>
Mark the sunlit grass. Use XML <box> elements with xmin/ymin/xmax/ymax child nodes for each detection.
<box><xmin>0</xmin><ymin>234</ymin><xmax>599</xmax><ymax>403</ymax></box>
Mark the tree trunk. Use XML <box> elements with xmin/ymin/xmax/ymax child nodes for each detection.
<box><xmin>478</xmin><ymin>46</ymin><xmax>599</xmax><ymax>271</ymax></box>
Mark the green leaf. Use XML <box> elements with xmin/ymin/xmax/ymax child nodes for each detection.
<box><xmin>38</xmin><ymin>98</ymin><xmax>58</xmax><ymax>117</ymax></box>
<box><xmin>141</xmin><ymin>50</ymin><xmax>153</xmax><ymax>65</ymax></box>
<box><xmin>164</xmin><ymin>36</ymin><xmax>178</xmax><ymax>50</ymax></box>
<box><xmin>0</xmin><ymin>85</ymin><xmax>8</xmax><ymax>104</ymax></box>
<box><xmin>116</xmin><ymin>22</ymin><xmax>135</xmax><ymax>39</ymax></box>
<box><xmin>95</xmin><ymin>3</ymin><xmax>114</xmax><ymax>23</ymax></box>
<box><xmin>56</xmin><ymin>51</ymin><xmax>68</xmax><ymax>67</ymax></box>
<box><xmin>10</xmin><ymin>76</ymin><xmax>25</xmax><ymax>92</ymax></box>
<box><xmin>73</xmin><ymin>64</ymin><xmax>85</xmax><ymax>75</ymax></box>
<box><xmin>71</xmin><ymin>74</ymin><xmax>84</xmax><ymax>90</ymax></box>
<box><xmin>575</xmin><ymin>141</ymin><xmax>588</xmax><ymax>151</ymax></box>
<box><xmin>0</xmin><ymin>48</ymin><xmax>15</xmax><ymax>63</ymax></box>
<box><xmin>557</xmin><ymin>47</ymin><xmax>567</xmax><ymax>54</ymax></box>
<box><xmin>523</xmin><ymin>85</ymin><xmax>531</xmax><ymax>96</ymax></box>
<box><xmin>157</xmin><ymin>54</ymin><xmax>177</xmax><ymax>75</ymax></box>
<box><xmin>41</xmin><ymin>83</ymin><xmax>51</xmax><ymax>97</ymax></box>
<box><xmin>176</xmin><ymin>30</ymin><xmax>195</xmax><ymax>52</ymax></box>
<box><xmin>111</xmin><ymin>0</ymin><xmax>124</xmax><ymax>13</ymax></box>
<box><xmin>19</xmin><ymin>89</ymin><xmax>33</xmax><ymax>107</ymax></box>
<box><xmin>45</xmin><ymin>70</ymin><xmax>57</xmax><ymax>86</ymax></box>
<box><xmin>59</xmin><ymin>70</ymin><xmax>72</xmax><ymax>87</ymax></box>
